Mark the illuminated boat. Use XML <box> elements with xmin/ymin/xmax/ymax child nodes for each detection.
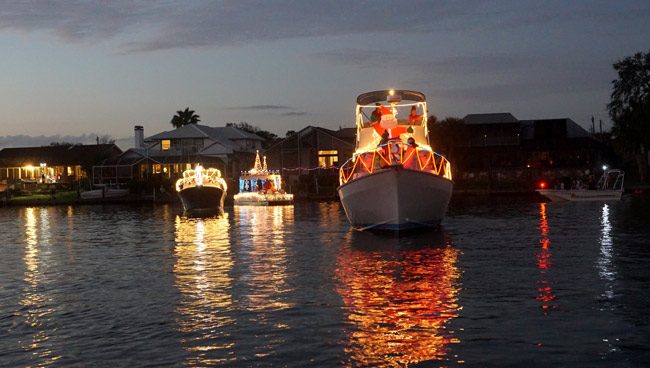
<box><xmin>537</xmin><ymin>169</ymin><xmax>624</xmax><ymax>202</ymax></box>
<box><xmin>175</xmin><ymin>164</ymin><xmax>227</xmax><ymax>216</ymax></box>
<box><xmin>338</xmin><ymin>90</ymin><xmax>453</xmax><ymax>230</ymax></box>
<box><xmin>233</xmin><ymin>150</ymin><xmax>293</xmax><ymax>206</ymax></box>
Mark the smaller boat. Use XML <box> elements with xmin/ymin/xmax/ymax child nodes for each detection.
<box><xmin>80</xmin><ymin>186</ymin><xmax>129</xmax><ymax>200</ymax></box>
<box><xmin>175</xmin><ymin>164</ymin><xmax>227</xmax><ymax>216</ymax></box>
<box><xmin>537</xmin><ymin>169</ymin><xmax>624</xmax><ymax>202</ymax></box>
<box><xmin>234</xmin><ymin>151</ymin><xmax>293</xmax><ymax>206</ymax></box>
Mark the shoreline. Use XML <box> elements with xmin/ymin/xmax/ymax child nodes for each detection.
<box><xmin>2</xmin><ymin>185</ymin><xmax>648</xmax><ymax>208</ymax></box>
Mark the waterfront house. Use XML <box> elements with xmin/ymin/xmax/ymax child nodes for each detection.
<box><xmin>0</xmin><ymin>144</ymin><xmax>122</xmax><ymax>185</ymax></box>
<box><xmin>264</xmin><ymin>126</ymin><xmax>355</xmax><ymax>197</ymax></box>
<box><xmin>456</xmin><ymin>113</ymin><xmax>608</xmax><ymax>190</ymax></box>
<box><xmin>93</xmin><ymin>125</ymin><xmax>265</xmax><ymax>188</ymax></box>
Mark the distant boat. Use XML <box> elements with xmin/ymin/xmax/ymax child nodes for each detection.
<box><xmin>337</xmin><ymin>89</ymin><xmax>453</xmax><ymax>230</ymax></box>
<box><xmin>175</xmin><ymin>164</ymin><xmax>227</xmax><ymax>216</ymax></box>
<box><xmin>234</xmin><ymin>150</ymin><xmax>293</xmax><ymax>206</ymax></box>
<box><xmin>537</xmin><ymin>169</ymin><xmax>624</xmax><ymax>202</ymax></box>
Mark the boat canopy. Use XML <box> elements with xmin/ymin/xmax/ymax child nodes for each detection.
<box><xmin>356</xmin><ymin>90</ymin><xmax>426</xmax><ymax>106</ymax></box>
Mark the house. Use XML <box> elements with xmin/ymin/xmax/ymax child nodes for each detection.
<box><xmin>93</xmin><ymin>124</ymin><xmax>265</xmax><ymax>188</ymax></box>
<box><xmin>454</xmin><ymin>113</ymin><xmax>608</xmax><ymax>190</ymax></box>
<box><xmin>0</xmin><ymin>144</ymin><xmax>122</xmax><ymax>185</ymax></box>
<box><xmin>263</xmin><ymin>126</ymin><xmax>355</xmax><ymax>196</ymax></box>
<box><xmin>459</xmin><ymin>113</ymin><xmax>604</xmax><ymax>170</ymax></box>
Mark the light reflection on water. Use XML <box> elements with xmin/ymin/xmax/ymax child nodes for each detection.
<box><xmin>20</xmin><ymin>207</ymin><xmax>61</xmax><ymax>366</ymax></box>
<box><xmin>598</xmin><ymin>204</ymin><xmax>616</xmax><ymax>300</ymax></box>
<box><xmin>235</xmin><ymin>205</ymin><xmax>295</xmax><ymax>313</ymax></box>
<box><xmin>174</xmin><ymin>214</ymin><xmax>235</xmax><ymax>366</ymax></box>
<box><xmin>336</xmin><ymin>231</ymin><xmax>462</xmax><ymax>366</ymax></box>
<box><xmin>536</xmin><ymin>203</ymin><xmax>557</xmax><ymax>313</ymax></box>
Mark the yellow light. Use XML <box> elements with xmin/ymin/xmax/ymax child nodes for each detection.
<box><xmin>25</xmin><ymin>165</ymin><xmax>34</xmax><ymax>171</ymax></box>
<box><xmin>389</xmin><ymin>89</ymin><xmax>395</xmax><ymax>96</ymax></box>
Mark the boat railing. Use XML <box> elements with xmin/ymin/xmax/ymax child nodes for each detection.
<box><xmin>175</xmin><ymin>168</ymin><xmax>227</xmax><ymax>192</ymax></box>
<box><xmin>339</xmin><ymin>140</ymin><xmax>452</xmax><ymax>185</ymax></box>
<box><xmin>597</xmin><ymin>170</ymin><xmax>625</xmax><ymax>191</ymax></box>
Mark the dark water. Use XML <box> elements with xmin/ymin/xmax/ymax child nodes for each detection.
<box><xmin>1</xmin><ymin>196</ymin><xmax>649</xmax><ymax>367</ymax></box>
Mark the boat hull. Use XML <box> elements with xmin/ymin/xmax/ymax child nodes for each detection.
<box><xmin>337</xmin><ymin>166</ymin><xmax>453</xmax><ymax>230</ymax></box>
<box><xmin>178</xmin><ymin>186</ymin><xmax>225</xmax><ymax>216</ymax></box>
<box><xmin>234</xmin><ymin>193</ymin><xmax>294</xmax><ymax>206</ymax></box>
<box><xmin>537</xmin><ymin>189</ymin><xmax>623</xmax><ymax>202</ymax></box>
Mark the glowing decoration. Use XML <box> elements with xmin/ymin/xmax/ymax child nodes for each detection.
<box><xmin>234</xmin><ymin>151</ymin><xmax>293</xmax><ymax>206</ymax></box>
<box><xmin>539</xmin><ymin>181</ymin><xmax>547</xmax><ymax>189</ymax></box>
<box><xmin>339</xmin><ymin>142</ymin><xmax>452</xmax><ymax>184</ymax></box>
<box><xmin>602</xmin><ymin>165</ymin><xmax>608</xmax><ymax>171</ymax></box>
<box><xmin>175</xmin><ymin>164</ymin><xmax>227</xmax><ymax>193</ymax></box>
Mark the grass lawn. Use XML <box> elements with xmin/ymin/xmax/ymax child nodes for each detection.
<box><xmin>8</xmin><ymin>191</ymin><xmax>79</xmax><ymax>204</ymax></box>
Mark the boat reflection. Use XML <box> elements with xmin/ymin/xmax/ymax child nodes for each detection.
<box><xmin>598</xmin><ymin>204</ymin><xmax>616</xmax><ymax>301</ymax></box>
<box><xmin>336</xmin><ymin>230</ymin><xmax>462</xmax><ymax>366</ymax></box>
<box><xmin>234</xmin><ymin>205</ymin><xmax>295</xmax><ymax>313</ymax></box>
<box><xmin>20</xmin><ymin>207</ymin><xmax>61</xmax><ymax>365</ymax></box>
<box><xmin>536</xmin><ymin>203</ymin><xmax>557</xmax><ymax>313</ymax></box>
<box><xmin>174</xmin><ymin>214</ymin><xmax>235</xmax><ymax>366</ymax></box>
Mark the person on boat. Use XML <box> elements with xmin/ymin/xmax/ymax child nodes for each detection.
<box><xmin>370</xmin><ymin>103</ymin><xmax>382</xmax><ymax>124</ymax></box>
<box><xmin>379</xmin><ymin>129</ymin><xmax>389</xmax><ymax>146</ymax></box>
<box><xmin>407</xmin><ymin>136</ymin><xmax>418</xmax><ymax>148</ymax></box>
<box><xmin>408</xmin><ymin>106</ymin><xmax>422</xmax><ymax>124</ymax></box>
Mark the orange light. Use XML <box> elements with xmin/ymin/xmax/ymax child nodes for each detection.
<box><xmin>539</xmin><ymin>181</ymin><xmax>546</xmax><ymax>189</ymax></box>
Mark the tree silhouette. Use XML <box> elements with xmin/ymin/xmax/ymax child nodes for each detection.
<box><xmin>607</xmin><ymin>50</ymin><xmax>650</xmax><ymax>182</ymax></box>
<box><xmin>170</xmin><ymin>107</ymin><xmax>201</xmax><ymax>128</ymax></box>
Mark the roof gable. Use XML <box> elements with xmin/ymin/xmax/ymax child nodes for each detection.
<box><xmin>463</xmin><ymin>113</ymin><xmax>519</xmax><ymax>125</ymax></box>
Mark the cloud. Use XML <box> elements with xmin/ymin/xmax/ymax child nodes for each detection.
<box><xmin>224</xmin><ymin>104</ymin><xmax>308</xmax><ymax>116</ymax></box>
<box><xmin>2</xmin><ymin>1</ymin><xmax>647</xmax><ymax>53</ymax></box>
<box><xmin>0</xmin><ymin>0</ymin><xmax>483</xmax><ymax>53</ymax></box>
<box><xmin>225</xmin><ymin>105</ymin><xmax>293</xmax><ymax>110</ymax></box>
<box><xmin>0</xmin><ymin>133</ymin><xmax>131</xmax><ymax>150</ymax></box>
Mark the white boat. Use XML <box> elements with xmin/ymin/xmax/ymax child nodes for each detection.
<box><xmin>234</xmin><ymin>150</ymin><xmax>293</xmax><ymax>206</ymax></box>
<box><xmin>338</xmin><ymin>90</ymin><xmax>453</xmax><ymax>230</ymax></box>
<box><xmin>537</xmin><ymin>169</ymin><xmax>624</xmax><ymax>202</ymax></box>
<box><xmin>175</xmin><ymin>164</ymin><xmax>227</xmax><ymax>216</ymax></box>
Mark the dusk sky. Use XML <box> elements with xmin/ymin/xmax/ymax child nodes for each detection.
<box><xmin>1</xmin><ymin>0</ymin><xmax>649</xmax><ymax>149</ymax></box>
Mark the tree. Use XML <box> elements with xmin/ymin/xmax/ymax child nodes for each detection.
<box><xmin>428</xmin><ymin>115</ymin><xmax>467</xmax><ymax>162</ymax></box>
<box><xmin>226</xmin><ymin>122</ymin><xmax>279</xmax><ymax>148</ymax></box>
<box><xmin>607</xmin><ymin>50</ymin><xmax>650</xmax><ymax>182</ymax></box>
<box><xmin>97</xmin><ymin>135</ymin><xmax>115</xmax><ymax>144</ymax></box>
<box><xmin>170</xmin><ymin>107</ymin><xmax>201</xmax><ymax>128</ymax></box>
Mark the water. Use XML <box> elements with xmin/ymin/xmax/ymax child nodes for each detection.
<box><xmin>1</xmin><ymin>197</ymin><xmax>649</xmax><ymax>367</ymax></box>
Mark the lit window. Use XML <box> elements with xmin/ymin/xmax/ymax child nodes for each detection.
<box><xmin>161</xmin><ymin>140</ymin><xmax>171</xmax><ymax>151</ymax></box>
<box><xmin>318</xmin><ymin>150</ymin><xmax>338</xmax><ymax>167</ymax></box>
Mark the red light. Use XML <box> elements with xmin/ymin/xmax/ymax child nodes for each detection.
<box><xmin>539</xmin><ymin>181</ymin><xmax>546</xmax><ymax>189</ymax></box>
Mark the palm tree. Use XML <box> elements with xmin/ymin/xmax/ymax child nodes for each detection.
<box><xmin>607</xmin><ymin>50</ymin><xmax>650</xmax><ymax>182</ymax></box>
<box><xmin>170</xmin><ymin>107</ymin><xmax>201</xmax><ymax>128</ymax></box>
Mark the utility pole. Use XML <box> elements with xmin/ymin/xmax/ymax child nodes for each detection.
<box><xmin>591</xmin><ymin>116</ymin><xmax>595</xmax><ymax>135</ymax></box>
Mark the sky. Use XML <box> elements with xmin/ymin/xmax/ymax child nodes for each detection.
<box><xmin>1</xmin><ymin>0</ymin><xmax>649</xmax><ymax>149</ymax></box>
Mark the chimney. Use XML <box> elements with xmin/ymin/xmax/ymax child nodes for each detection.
<box><xmin>134</xmin><ymin>125</ymin><xmax>144</xmax><ymax>148</ymax></box>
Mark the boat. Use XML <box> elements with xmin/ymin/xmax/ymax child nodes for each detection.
<box><xmin>338</xmin><ymin>89</ymin><xmax>453</xmax><ymax>230</ymax></box>
<box><xmin>175</xmin><ymin>164</ymin><xmax>227</xmax><ymax>216</ymax></box>
<box><xmin>234</xmin><ymin>150</ymin><xmax>293</xmax><ymax>206</ymax></box>
<box><xmin>537</xmin><ymin>169</ymin><xmax>624</xmax><ymax>202</ymax></box>
<box><xmin>80</xmin><ymin>186</ymin><xmax>129</xmax><ymax>200</ymax></box>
